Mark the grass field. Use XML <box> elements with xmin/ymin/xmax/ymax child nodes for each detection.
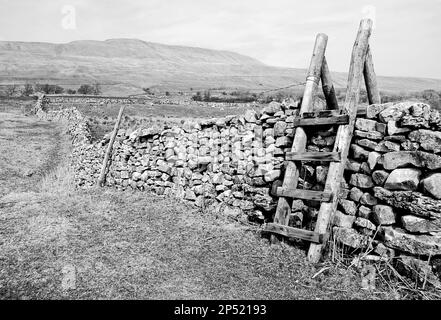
<box><xmin>0</xmin><ymin>101</ymin><xmax>435</xmax><ymax>300</ymax></box>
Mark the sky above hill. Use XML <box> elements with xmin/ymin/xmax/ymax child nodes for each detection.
<box><xmin>0</xmin><ymin>0</ymin><xmax>440</xmax><ymax>79</ymax></box>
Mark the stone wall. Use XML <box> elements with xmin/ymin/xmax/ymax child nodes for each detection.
<box><xmin>46</xmin><ymin>95</ymin><xmax>152</xmax><ymax>105</ymax></box>
<box><xmin>35</xmin><ymin>95</ymin><xmax>441</xmax><ymax>286</ymax></box>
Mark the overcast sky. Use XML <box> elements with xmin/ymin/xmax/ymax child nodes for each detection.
<box><xmin>0</xmin><ymin>0</ymin><xmax>440</xmax><ymax>79</ymax></box>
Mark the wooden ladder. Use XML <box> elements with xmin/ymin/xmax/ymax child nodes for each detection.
<box><xmin>264</xmin><ymin>19</ymin><xmax>381</xmax><ymax>263</ymax></box>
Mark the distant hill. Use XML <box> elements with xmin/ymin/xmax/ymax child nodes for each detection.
<box><xmin>0</xmin><ymin>38</ymin><xmax>440</xmax><ymax>95</ymax></box>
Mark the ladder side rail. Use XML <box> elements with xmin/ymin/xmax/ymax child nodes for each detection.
<box><xmin>271</xmin><ymin>33</ymin><xmax>328</xmax><ymax>244</ymax></box>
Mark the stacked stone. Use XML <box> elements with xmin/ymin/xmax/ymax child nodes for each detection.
<box><xmin>331</xmin><ymin>101</ymin><xmax>441</xmax><ymax>286</ymax></box>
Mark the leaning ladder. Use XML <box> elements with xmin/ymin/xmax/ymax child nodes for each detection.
<box><xmin>264</xmin><ymin>19</ymin><xmax>380</xmax><ymax>263</ymax></box>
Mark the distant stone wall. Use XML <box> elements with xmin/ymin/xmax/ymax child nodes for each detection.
<box><xmin>35</xmin><ymin>95</ymin><xmax>441</xmax><ymax>286</ymax></box>
<box><xmin>45</xmin><ymin>95</ymin><xmax>152</xmax><ymax>105</ymax></box>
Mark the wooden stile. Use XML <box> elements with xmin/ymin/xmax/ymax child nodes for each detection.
<box><xmin>97</xmin><ymin>105</ymin><xmax>125</xmax><ymax>187</ymax></box>
<box><xmin>270</xmin><ymin>33</ymin><xmax>328</xmax><ymax>244</ymax></box>
<box><xmin>307</xmin><ymin>19</ymin><xmax>374</xmax><ymax>263</ymax></box>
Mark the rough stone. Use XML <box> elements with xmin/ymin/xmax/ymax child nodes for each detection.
<box><xmin>333</xmin><ymin>211</ymin><xmax>356</xmax><ymax>228</ymax></box>
<box><xmin>401</xmin><ymin>215</ymin><xmax>441</xmax><ymax>234</ymax></box>
<box><xmin>409</xmin><ymin>129</ymin><xmax>441</xmax><ymax>153</ymax></box>
<box><xmin>372</xmin><ymin>205</ymin><xmax>396</xmax><ymax>225</ymax></box>
<box><xmin>374</xmin><ymin>187</ymin><xmax>441</xmax><ymax>219</ymax></box>
<box><xmin>350</xmin><ymin>187</ymin><xmax>364</xmax><ymax>202</ymax></box>
<box><xmin>338</xmin><ymin>199</ymin><xmax>357</xmax><ymax>216</ymax></box>
<box><xmin>367</xmin><ymin>152</ymin><xmax>381</xmax><ymax>170</ymax></box>
<box><xmin>381</xmin><ymin>226</ymin><xmax>441</xmax><ymax>256</ymax></box>
<box><xmin>422</xmin><ymin>173</ymin><xmax>441</xmax><ymax>199</ymax></box>
<box><xmin>356</xmin><ymin>118</ymin><xmax>378</xmax><ymax>132</ymax></box>
<box><xmin>262</xmin><ymin>102</ymin><xmax>281</xmax><ymax>115</ymax></box>
<box><xmin>354</xmin><ymin>217</ymin><xmax>376</xmax><ymax>231</ymax></box>
<box><xmin>384</xmin><ymin>168</ymin><xmax>421</xmax><ymax>191</ymax></box>
<box><xmin>358</xmin><ymin>206</ymin><xmax>372</xmax><ymax>219</ymax></box>
<box><xmin>349</xmin><ymin>173</ymin><xmax>374</xmax><ymax>189</ymax></box>
<box><xmin>360</xmin><ymin>193</ymin><xmax>377</xmax><ymax>206</ymax></box>
<box><xmin>372</xmin><ymin>170</ymin><xmax>389</xmax><ymax>186</ymax></box>
<box><xmin>387</xmin><ymin>120</ymin><xmax>411</xmax><ymax>135</ymax></box>
<box><xmin>380</xmin><ymin>151</ymin><xmax>441</xmax><ymax>170</ymax></box>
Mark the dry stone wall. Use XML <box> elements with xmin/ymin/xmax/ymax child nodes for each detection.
<box><xmin>35</xmin><ymin>95</ymin><xmax>441</xmax><ymax>286</ymax></box>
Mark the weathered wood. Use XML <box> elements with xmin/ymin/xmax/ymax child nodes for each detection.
<box><xmin>271</xmin><ymin>33</ymin><xmax>328</xmax><ymax>244</ymax></box>
<box><xmin>97</xmin><ymin>105</ymin><xmax>125</xmax><ymax>187</ymax></box>
<box><xmin>363</xmin><ymin>46</ymin><xmax>381</xmax><ymax>104</ymax></box>
<box><xmin>321</xmin><ymin>57</ymin><xmax>339</xmax><ymax>110</ymax></box>
<box><xmin>264</xmin><ymin>223</ymin><xmax>327</xmax><ymax>244</ymax></box>
<box><xmin>286</xmin><ymin>151</ymin><xmax>341</xmax><ymax>162</ymax></box>
<box><xmin>274</xmin><ymin>188</ymin><xmax>333</xmax><ymax>202</ymax></box>
<box><xmin>292</xmin><ymin>115</ymin><xmax>349</xmax><ymax>127</ymax></box>
<box><xmin>307</xmin><ymin>19</ymin><xmax>374</xmax><ymax>263</ymax></box>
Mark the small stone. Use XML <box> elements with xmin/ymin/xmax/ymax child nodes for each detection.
<box><xmin>360</xmin><ymin>193</ymin><xmax>377</xmax><ymax>206</ymax></box>
<box><xmin>422</xmin><ymin>173</ymin><xmax>441</xmax><ymax>199</ymax></box>
<box><xmin>349</xmin><ymin>173</ymin><xmax>374</xmax><ymax>189</ymax></box>
<box><xmin>357</xmin><ymin>139</ymin><xmax>378</xmax><ymax>150</ymax></box>
<box><xmin>374</xmin><ymin>141</ymin><xmax>400</xmax><ymax>153</ymax></box>
<box><xmin>244</xmin><ymin>109</ymin><xmax>257</xmax><ymax>123</ymax></box>
<box><xmin>354</xmin><ymin>217</ymin><xmax>376</xmax><ymax>231</ymax></box>
<box><xmin>372</xmin><ymin>205</ymin><xmax>396</xmax><ymax>225</ymax></box>
<box><xmin>358</xmin><ymin>206</ymin><xmax>372</xmax><ymax>219</ymax></box>
<box><xmin>368</xmin><ymin>152</ymin><xmax>381</xmax><ymax>170</ymax></box>
<box><xmin>316</xmin><ymin>166</ymin><xmax>328</xmax><ymax>184</ymax></box>
<box><xmin>372</xmin><ymin>170</ymin><xmax>389</xmax><ymax>186</ymax></box>
<box><xmin>264</xmin><ymin>170</ymin><xmax>281</xmax><ymax>182</ymax></box>
<box><xmin>366</xmin><ymin>103</ymin><xmax>390</xmax><ymax>119</ymax></box>
<box><xmin>184</xmin><ymin>189</ymin><xmax>197</xmax><ymax>201</ymax></box>
<box><xmin>381</xmin><ymin>151</ymin><xmax>441</xmax><ymax>170</ymax></box>
<box><xmin>273</xmin><ymin>121</ymin><xmax>287</xmax><ymax>137</ymax></box>
<box><xmin>346</xmin><ymin>160</ymin><xmax>361</xmax><ymax>172</ymax></box>
<box><xmin>262</xmin><ymin>102</ymin><xmax>281</xmax><ymax>115</ymax></box>
<box><xmin>354</xmin><ymin>130</ymin><xmax>384</xmax><ymax>140</ymax></box>
<box><xmin>350</xmin><ymin>187</ymin><xmax>364</xmax><ymax>202</ymax></box>
<box><xmin>338</xmin><ymin>199</ymin><xmax>357</xmax><ymax>216</ymax></box>
<box><xmin>409</xmin><ymin>129</ymin><xmax>441</xmax><ymax>154</ymax></box>
<box><xmin>275</xmin><ymin>136</ymin><xmax>292</xmax><ymax>147</ymax></box>
<box><xmin>333</xmin><ymin>211</ymin><xmax>356</xmax><ymax>228</ymax></box>
<box><xmin>387</xmin><ymin>120</ymin><xmax>411</xmax><ymax>135</ymax></box>
<box><xmin>351</xmin><ymin>144</ymin><xmax>369</xmax><ymax>160</ymax></box>
<box><xmin>384</xmin><ymin>168</ymin><xmax>421</xmax><ymax>191</ymax></box>
<box><xmin>356</xmin><ymin>118</ymin><xmax>378</xmax><ymax>132</ymax></box>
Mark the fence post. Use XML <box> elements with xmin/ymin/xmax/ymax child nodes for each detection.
<box><xmin>97</xmin><ymin>105</ymin><xmax>125</xmax><ymax>187</ymax></box>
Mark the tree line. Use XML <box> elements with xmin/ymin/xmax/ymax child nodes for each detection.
<box><xmin>1</xmin><ymin>83</ymin><xmax>102</xmax><ymax>97</ymax></box>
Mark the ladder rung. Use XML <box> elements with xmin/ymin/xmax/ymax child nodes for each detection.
<box><xmin>286</xmin><ymin>151</ymin><xmax>341</xmax><ymax>162</ymax></box>
<box><xmin>263</xmin><ymin>223</ymin><xmax>328</xmax><ymax>244</ymax></box>
<box><xmin>273</xmin><ymin>187</ymin><xmax>333</xmax><ymax>202</ymax></box>
<box><xmin>293</xmin><ymin>115</ymin><xmax>349</xmax><ymax>127</ymax></box>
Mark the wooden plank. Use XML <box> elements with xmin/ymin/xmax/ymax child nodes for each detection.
<box><xmin>292</xmin><ymin>115</ymin><xmax>349</xmax><ymax>127</ymax></box>
<box><xmin>274</xmin><ymin>188</ymin><xmax>333</xmax><ymax>202</ymax></box>
<box><xmin>286</xmin><ymin>151</ymin><xmax>341</xmax><ymax>162</ymax></box>
<box><xmin>321</xmin><ymin>56</ymin><xmax>339</xmax><ymax>110</ymax></box>
<box><xmin>97</xmin><ymin>105</ymin><xmax>125</xmax><ymax>187</ymax></box>
<box><xmin>307</xmin><ymin>19</ymin><xmax>374</xmax><ymax>263</ymax></box>
<box><xmin>363</xmin><ymin>46</ymin><xmax>381</xmax><ymax>104</ymax></box>
<box><xmin>264</xmin><ymin>223</ymin><xmax>327</xmax><ymax>244</ymax></box>
<box><xmin>271</xmin><ymin>33</ymin><xmax>328</xmax><ymax>244</ymax></box>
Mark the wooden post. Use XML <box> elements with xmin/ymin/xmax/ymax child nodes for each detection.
<box><xmin>307</xmin><ymin>19</ymin><xmax>373</xmax><ymax>263</ymax></box>
<box><xmin>271</xmin><ymin>33</ymin><xmax>328</xmax><ymax>244</ymax></box>
<box><xmin>363</xmin><ymin>46</ymin><xmax>381</xmax><ymax>104</ymax></box>
<box><xmin>97</xmin><ymin>105</ymin><xmax>125</xmax><ymax>187</ymax></box>
<box><xmin>321</xmin><ymin>57</ymin><xmax>339</xmax><ymax>110</ymax></box>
